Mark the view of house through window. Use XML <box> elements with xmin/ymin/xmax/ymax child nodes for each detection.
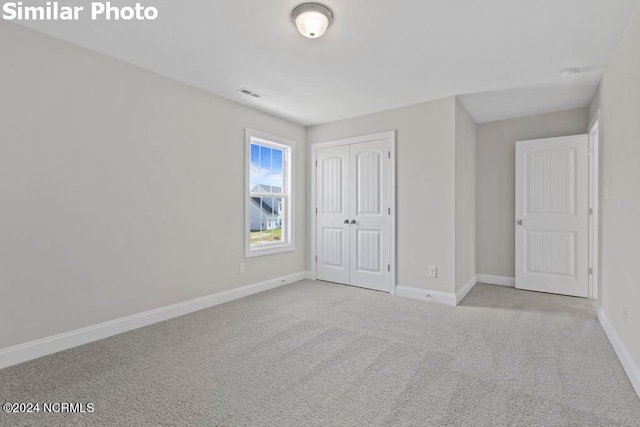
<box><xmin>250</xmin><ymin>142</ymin><xmax>284</xmax><ymax>245</ymax></box>
<box><xmin>246</xmin><ymin>130</ymin><xmax>293</xmax><ymax>257</ymax></box>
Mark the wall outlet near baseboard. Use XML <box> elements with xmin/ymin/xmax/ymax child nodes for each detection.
<box><xmin>428</xmin><ymin>266</ymin><xmax>437</xmax><ymax>278</ymax></box>
<box><xmin>239</xmin><ymin>263</ymin><xmax>246</xmax><ymax>274</ymax></box>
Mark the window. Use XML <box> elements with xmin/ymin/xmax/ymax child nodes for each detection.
<box><xmin>245</xmin><ymin>129</ymin><xmax>295</xmax><ymax>257</ymax></box>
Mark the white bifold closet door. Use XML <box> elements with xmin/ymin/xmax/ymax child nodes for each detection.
<box><xmin>515</xmin><ymin>135</ymin><xmax>589</xmax><ymax>297</ymax></box>
<box><xmin>316</xmin><ymin>138</ymin><xmax>391</xmax><ymax>292</ymax></box>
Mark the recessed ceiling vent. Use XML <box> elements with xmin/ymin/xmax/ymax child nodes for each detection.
<box><xmin>238</xmin><ymin>88</ymin><xmax>265</xmax><ymax>99</ymax></box>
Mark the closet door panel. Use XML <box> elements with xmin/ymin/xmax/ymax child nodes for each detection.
<box><xmin>316</xmin><ymin>146</ymin><xmax>350</xmax><ymax>284</ymax></box>
<box><xmin>349</xmin><ymin>140</ymin><xmax>390</xmax><ymax>292</ymax></box>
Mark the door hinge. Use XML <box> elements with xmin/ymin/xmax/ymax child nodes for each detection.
<box><xmin>315</xmin><ymin>208</ymin><xmax>318</xmax><ymax>214</ymax></box>
<box><xmin>388</xmin><ymin>151</ymin><xmax>391</xmax><ymax>159</ymax></box>
<box><xmin>315</xmin><ymin>256</ymin><xmax>318</xmax><ymax>263</ymax></box>
<box><xmin>589</xmin><ymin>267</ymin><xmax>593</xmax><ymax>275</ymax></box>
<box><xmin>589</xmin><ymin>207</ymin><xmax>593</xmax><ymax>215</ymax></box>
<box><xmin>388</xmin><ymin>264</ymin><xmax>390</xmax><ymax>272</ymax></box>
<box><xmin>388</xmin><ymin>207</ymin><xmax>391</xmax><ymax>215</ymax></box>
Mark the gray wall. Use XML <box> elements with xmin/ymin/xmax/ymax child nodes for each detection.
<box><xmin>591</xmin><ymin>2</ymin><xmax>640</xmax><ymax>372</ymax></box>
<box><xmin>0</xmin><ymin>22</ymin><xmax>307</xmax><ymax>349</ymax></box>
<box><xmin>454</xmin><ymin>99</ymin><xmax>477</xmax><ymax>291</ymax></box>
<box><xmin>307</xmin><ymin>98</ymin><xmax>458</xmax><ymax>294</ymax></box>
<box><xmin>588</xmin><ymin>85</ymin><xmax>601</xmax><ymax>121</ymax></box>
<box><xmin>476</xmin><ymin>108</ymin><xmax>589</xmax><ymax>278</ymax></box>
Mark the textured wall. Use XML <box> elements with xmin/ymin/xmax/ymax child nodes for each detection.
<box><xmin>0</xmin><ymin>22</ymin><xmax>307</xmax><ymax>349</ymax></box>
<box><xmin>454</xmin><ymin>99</ymin><xmax>477</xmax><ymax>291</ymax></box>
<box><xmin>593</xmin><ymin>2</ymin><xmax>640</xmax><ymax>375</ymax></box>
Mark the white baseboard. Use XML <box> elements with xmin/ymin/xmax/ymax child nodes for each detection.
<box><xmin>304</xmin><ymin>271</ymin><xmax>315</xmax><ymax>280</ymax></box>
<box><xmin>476</xmin><ymin>274</ymin><xmax>515</xmax><ymax>288</ymax></box>
<box><xmin>396</xmin><ymin>285</ymin><xmax>456</xmax><ymax>306</ymax></box>
<box><xmin>455</xmin><ymin>275</ymin><xmax>477</xmax><ymax>305</ymax></box>
<box><xmin>597</xmin><ymin>308</ymin><xmax>640</xmax><ymax>399</ymax></box>
<box><xmin>0</xmin><ymin>271</ymin><xmax>309</xmax><ymax>370</ymax></box>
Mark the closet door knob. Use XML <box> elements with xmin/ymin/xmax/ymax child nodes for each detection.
<box><xmin>343</xmin><ymin>219</ymin><xmax>349</xmax><ymax>224</ymax></box>
<box><xmin>349</xmin><ymin>219</ymin><xmax>356</xmax><ymax>224</ymax></box>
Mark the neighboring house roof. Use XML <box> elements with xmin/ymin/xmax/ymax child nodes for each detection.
<box><xmin>250</xmin><ymin>197</ymin><xmax>280</xmax><ymax>217</ymax></box>
<box><xmin>251</xmin><ymin>184</ymin><xmax>282</xmax><ymax>194</ymax></box>
<box><xmin>250</xmin><ymin>185</ymin><xmax>282</xmax><ymax>219</ymax></box>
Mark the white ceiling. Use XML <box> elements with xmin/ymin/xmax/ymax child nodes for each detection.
<box><xmin>19</xmin><ymin>0</ymin><xmax>639</xmax><ymax>125</ymax></box>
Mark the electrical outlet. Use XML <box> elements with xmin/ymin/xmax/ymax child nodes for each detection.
<box><xmin>623</xmin><ymin>306</ymin><xmax>628</xmax><ymax>326</ymax></box>
<box><xmin>239</xmin><ymin>263</ymin><xmax>246</xmax><ymax>274</ymax></box>
<box><xmin>429</xmin><ymin>266</ymin><xmax>437</xmax><ymax>278</ymax></box>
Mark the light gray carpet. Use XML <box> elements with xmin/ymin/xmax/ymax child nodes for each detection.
<box><xmin>1</xmin><ymin>281</ymin><xmax>639</xmax><ymax>426</ymax></box>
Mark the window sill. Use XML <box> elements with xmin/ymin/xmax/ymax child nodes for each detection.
<box><xmin>245</xmin><ymin>243</ymin><xmax>295</xmax><ymax>258</ymax></box>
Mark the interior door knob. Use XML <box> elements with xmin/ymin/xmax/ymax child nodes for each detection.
<box><xmin>350</xmin><ymin>219</ymin><xmax>356</xmax><ymax>224</ymax></box>
<box><xmin>343</xmin><ymin>219</ymin><xmax>349</xmax><ymax>224</ymax></box>
<box><xmin>517</xmin><ymin>220</ymin><xmax>523</xmax><ymax>225</ymax></box>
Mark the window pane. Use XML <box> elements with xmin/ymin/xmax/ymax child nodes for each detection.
<box><xmin>266</xmin><ymin>197</ymin><xmax>276</xmax><ymax>239</ymax></box>
<box><xmin>249</xmin><ymin>221</ymin><xmax>262</xmax><ymax>246</ymax></box>
<box><xmin>246</xmin><ymin>133</ymin><xmax>292</xmax><ymax>255</ymax></box>
<box><xmin>259</xmin><ymin>169</ymin><xmax>272</xmax><ymax>191</ymax></box>
<box><xmin>260</xmin><ymin>146</ymin><xmax>271</xmax><ymax>169</ymax></box>
<box><xmin>272</xmin><ymin>149</ymin><xmax>283</xmax><ymax>172</ymax></box>
<box><xmin>261</xmin><ymin>208</ymin><xmax>272</xmax><ymax>243</ymax></box>
<box><xmin>250</xmin><ymin>144</ymin><xmax>260</xmax><ymax>167</ymax></box>
<box><xmin>250</xmin><ymin>194</ymin><xmax>262</xmax><ymax>246</ymax></box>
<box><xmin>248</xmin><ymin>196</ymin><xmax>285</xmax><ymax>246</ymax></box>
<box><xmin>273</xmin><ymin>197</ymin><xmax>283</xmax><ymax>242</ymax></box>
<box><xmin>250</xmin><ymin>197</ymin><xmax>261</xmax><ymax>221</ymax></box>
<box><xmin>250</xmin><ymin>167</ymin><xmax>259</xmax><ymax>191</ymax></box>
<box><xmin>261</xmin><ymin>197</ymin><xmax>272</xmax><ymax>214</ymax></box>
<box><xmin>271</xmin><ymin>171</ymin><xmax>283</xmax><ymax>190</ymax></box>
<box><xmin>250</xmin><ymin>230</ymin><xmax>262</xmax><ymax>246</ymax></box>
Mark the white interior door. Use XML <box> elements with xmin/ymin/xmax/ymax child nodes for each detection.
<box><xmin>349</xmin><ymin>140</ymin><xmax>390</xmax><ymax>291</ymax></box>
<box><xmin>515</xmin><ymin>135</ymin><xmax>589</xmax><ymax>297</ymax></box>
<box><xmin>315</xmin><ymin>134</ymin><xmax>392</xmax><ymax>292</ymax></box>
<box><xmin>316</xmin><ymin>145</ymin><xmax>350</xmax><ymax>285</ymax></box>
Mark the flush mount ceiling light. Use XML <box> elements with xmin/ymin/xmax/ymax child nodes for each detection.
<box><xmin>291</xmin><ymin>3</ymin><xmax>333</xmax><ymax>39</ymax></box>
<box><xmin>560</xmin><ymin>68</ymin><xmax>582</xmax><ymax>79</ymax></box>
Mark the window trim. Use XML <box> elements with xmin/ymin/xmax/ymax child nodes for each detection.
<box><xmin>245</xmin><ymin>129</ymin><xmax>295</xmax><ymax>258</ymax></box>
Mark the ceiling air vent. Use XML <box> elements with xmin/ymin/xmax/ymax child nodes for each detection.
<box><xmin>238</xmin><ymin>88</ymin><xmax>265</xmax><ymax>99</ymax></box>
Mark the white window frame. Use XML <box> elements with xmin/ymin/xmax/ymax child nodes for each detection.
<box><xmin>245</xmin><ymin>129</ymin><xmax>295</xmax><ymax>258</ymax></box>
